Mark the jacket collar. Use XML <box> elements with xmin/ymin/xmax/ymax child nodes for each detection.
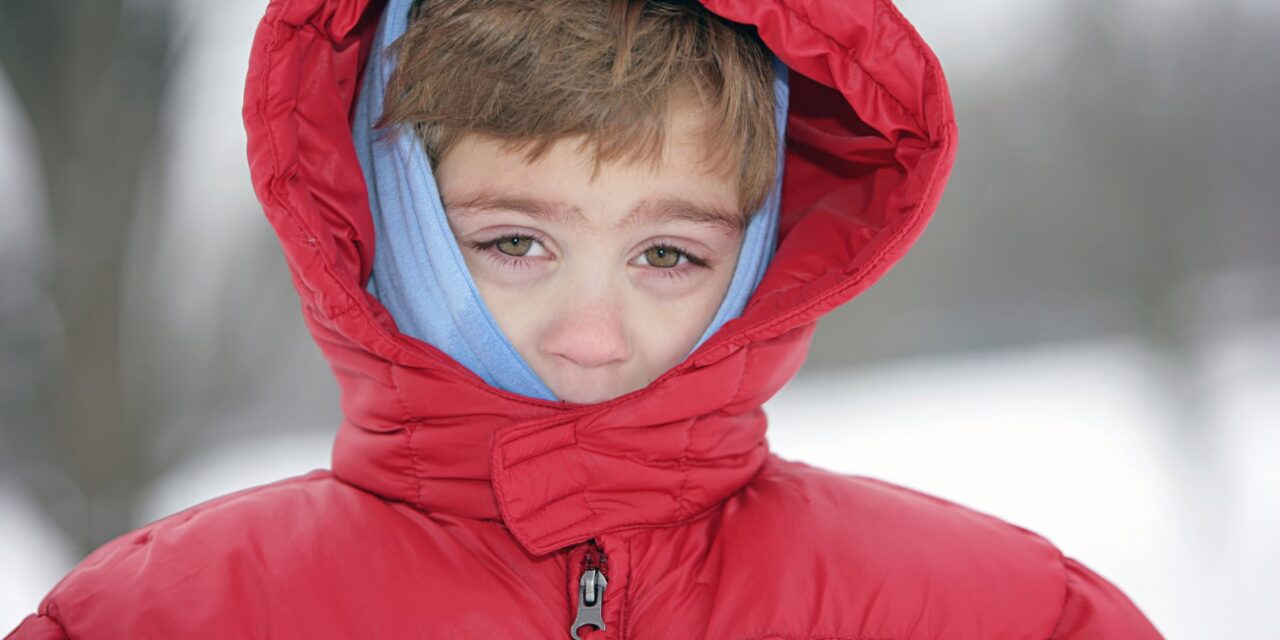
<box><xmin>243</xmin><ymin>0</ymin><xmax>957</xmax><ymax>556</ymax></box>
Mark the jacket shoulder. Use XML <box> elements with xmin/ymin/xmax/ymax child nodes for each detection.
<box><xmin>1053</xmin><ymin>555</ymin><xmax>1164</xmax><ymax>638</ymax></box>
<box><xmin>14</xmin><ymin>470</ymin><xmax>376</xmax><ymax>638</ymax></box>
<box><xmin>740</xmin><ymin>454</ymin><xmax>1068</xmax><ymax>584</ymax></box>
<box><xmin>721</xmin><ymin>454</ymin><xmax>1162</xmax><ymax>638</ymax></box>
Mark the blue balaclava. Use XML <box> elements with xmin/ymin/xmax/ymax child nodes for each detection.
<box><xmin>354</xmin><ymin>0</ymin><xmax>789</xmax><ymax>401</ymax></box>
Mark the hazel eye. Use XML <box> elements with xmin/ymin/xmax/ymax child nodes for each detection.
<box><xmin>643</xmin><ymin>245</ymin><xmax>682</xmax><ymax>268</ymax></box>
<box><xmin>494</xmin><ymin>235</ymin><xmax>535</xmax><ymax>257</ymax></box>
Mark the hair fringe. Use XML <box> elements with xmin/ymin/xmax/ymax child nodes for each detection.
<box><xmin>377</xmin><ymin>0</ymin><xmax>777</xmax><ymax>214</ymax></box>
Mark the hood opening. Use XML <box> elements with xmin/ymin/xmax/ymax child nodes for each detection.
<box><xmin>350</xmin><ymin>0</ymin><xmax>794</xmax><ymax>402</ymax></box>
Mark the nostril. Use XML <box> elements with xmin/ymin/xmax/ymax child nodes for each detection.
<box><xmin>552</xmin><ymin>341</ymin><xmax>631</xmax><ymax>370</ymax></box>
<box><xmin>541</xmin><ymin>310</ymin><xmax>632</xmax><ymax>369</ymax></box>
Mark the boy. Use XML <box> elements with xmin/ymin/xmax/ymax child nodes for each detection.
<box><xmin>357</xmin><ymin>0</ymin><xmax>786</xmax><ymax>405</ymax></box>
<box><xmin>7</xmin><ymin>0</ymin><xmax>1164</xmax><ymax>638</ymax></box>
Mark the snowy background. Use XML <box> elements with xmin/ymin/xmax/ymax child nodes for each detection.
<box><xmin>2</xmin><ymin>0</ymin><xmax>1277</xmax><ymax>637</ymax></box>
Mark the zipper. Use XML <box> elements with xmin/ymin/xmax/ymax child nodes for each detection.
<box><xmin>569</xmin><ymin>537</ymin><xmax>609</xmax><ymax>639</ymax></box>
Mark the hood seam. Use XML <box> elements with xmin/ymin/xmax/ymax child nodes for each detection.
<box><xmin>388</xmin><ymin>359</ymin><xmax>426</xmax><ymax>509</ymax></box>
<box><xmin>768</xmin><ymin>0</ymin><xmax>931</xmax><ymax>133</ymax></box>
<box><xmin>676</xmin><ymin>340</ymin><xmax>753</xmax><ymax>522</ymax></box>
<box><xmin>724</xmin><ymin>126</ymin><xmax>955</xmax><ymax>356</ymax></box>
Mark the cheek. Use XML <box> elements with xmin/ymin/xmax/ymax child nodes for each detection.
<box><xmin>461</xmin><ymin>249</ymin><xmax>547</xmax><ymax>288</ymax></box>
<box><xmin>470</xmin><ymin>278</ymin><xmax>543</xmax><ymax>348</ymax></box>
<box><xmin>631</xmin><ymin>268</ymin><xmax>736</xmax><ymax>365</ymax></box>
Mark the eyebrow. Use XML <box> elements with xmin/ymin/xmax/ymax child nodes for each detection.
<box><xmin>444</xmin><ymin>191</ymin><xmax>745</xmax><ymax>234</ymax></box>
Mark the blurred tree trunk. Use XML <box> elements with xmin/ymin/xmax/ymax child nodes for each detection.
<box><xmin>0</xmin><ymin>0</ymin><xmax>175</xmax><ymax>555</ymax></box>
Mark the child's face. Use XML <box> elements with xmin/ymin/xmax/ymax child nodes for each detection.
<box><xmin>437</xmin><ymin>102</ymin><xmax>745</xmax><ymax>404</ymax></box>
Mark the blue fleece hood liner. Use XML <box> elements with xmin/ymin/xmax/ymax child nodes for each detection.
<box><xmin>355</xmin><ymin>0</ymin><xmax>789</xmax><ymax>402</ymax></box>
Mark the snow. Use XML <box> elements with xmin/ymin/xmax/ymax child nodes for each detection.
<box><xmin>0</xmin><ymin>487</ymin><xmax>79</xmax><ymax>633</ymax></box>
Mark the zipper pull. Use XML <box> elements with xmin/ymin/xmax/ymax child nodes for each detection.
<box><xmin>570</xmin><ymin>538</ymin><xmax>609</xmax><ymax>639</ymax></box>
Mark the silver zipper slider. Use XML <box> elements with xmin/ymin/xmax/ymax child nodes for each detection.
<box><xmin>570</xmin><ymin>540</ymin><xmax>608</xmax><ymax>639</ymax></box>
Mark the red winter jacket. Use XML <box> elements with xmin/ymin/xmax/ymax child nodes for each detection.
<box><xmin>8</xmin><ymin>0</ymin><xmax>1165</xmax><ymax>638</ymax></box>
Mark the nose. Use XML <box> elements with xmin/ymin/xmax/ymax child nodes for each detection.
<box><xmin>539</xmin><ymin>286</ymin><xmax>632</xmax><ymax>370</ymax></box>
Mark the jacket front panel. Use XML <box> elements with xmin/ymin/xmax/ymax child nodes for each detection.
<box><xmin>6</xmin><ymin>0</ymin><xmax>1168</xmax><ymax>637</ymax></box>
<box><xmin>8</xmin><ymin>456</ymin><xmax>1155</xmax><ymax>639</ymax></box>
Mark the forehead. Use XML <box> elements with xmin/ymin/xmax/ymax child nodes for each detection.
<box><xmin>443</xmin><ymin>189</ymin><xmax>746</xmax><ymax>235</ymax></box>
<box><xmin>434</xmin><ymin>102</ymin><xmax>743</xmax><ymax>232</ymax></box>
<box><xmin>442</xmin><ymin>98</ymin><xmax>732</xmax><ymax>182</ymax></box>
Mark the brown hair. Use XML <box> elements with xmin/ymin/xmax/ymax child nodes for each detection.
<box><xmin>376</xmin><ymin>0</ymin><xmax>778</xmax><ymax>215</ymax></box>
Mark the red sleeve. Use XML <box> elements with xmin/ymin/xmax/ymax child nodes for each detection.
<box><xmin>1051</xmin><ymin>556</ymin><xmax>1164</xmax><ymax>639</ymax></box>
<box><xmin>4</xmin><ymin>613</ymin><xmax>67</xmax><ymax>640</ymax></box>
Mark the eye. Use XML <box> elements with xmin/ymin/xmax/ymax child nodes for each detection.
<box><xmin>466</xmin><ymin>232</ymin><xmax>551</xmax><ymax>267</ymax></box>
<box><xmin>643</xmin><ymin>245</ymin><xmax>682</xmax><ymax>268</ymax></box>
<box><xmin>634</xmin><ymin>241</ymin><xmax>709</xmax><ymax>271</ymax></box>
<box><xmin>493</xmin><ymin>235</ymin><xmax>535</xmax><ymax>257</ymax></box>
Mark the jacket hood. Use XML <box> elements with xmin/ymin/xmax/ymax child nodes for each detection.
<box><xmin>243</xmin><ymin>0</ymin><xmax>957</xmax><ymax>556</ymax></box>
